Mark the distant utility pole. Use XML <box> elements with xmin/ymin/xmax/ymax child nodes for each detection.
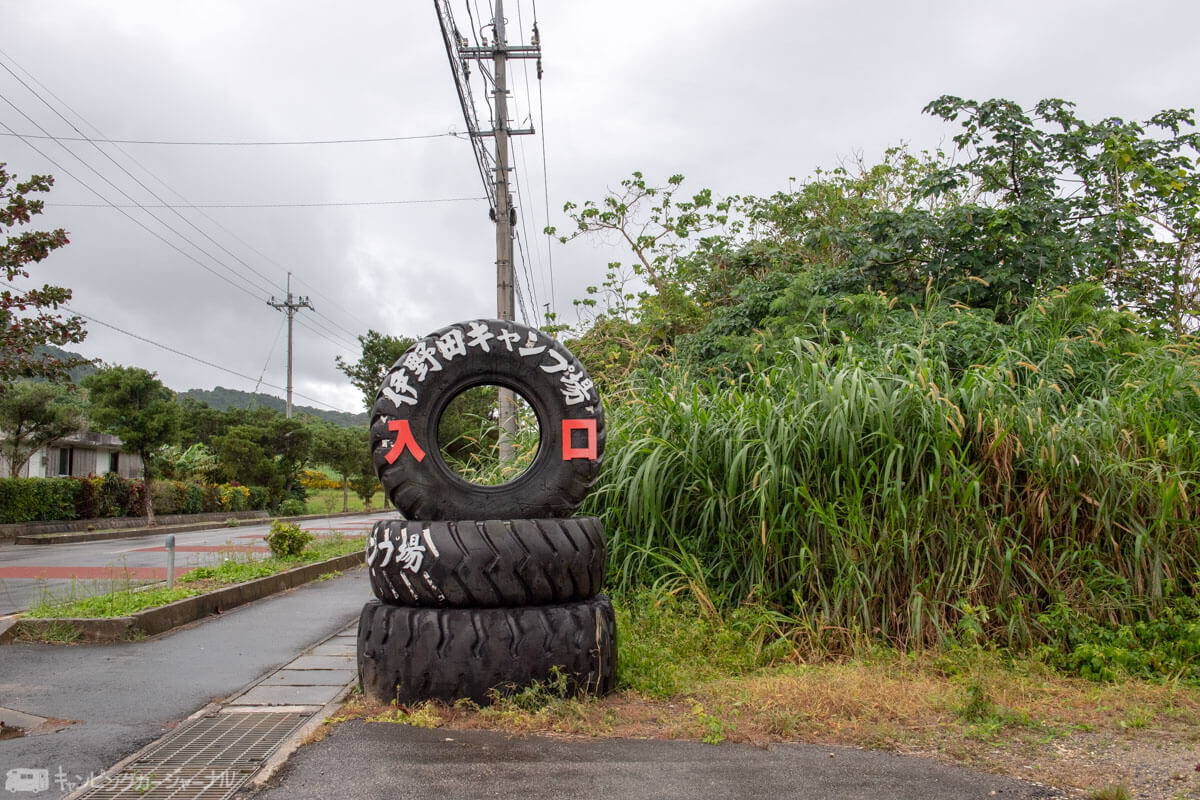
<box><xmin>447</xmin><ymin>0</ymin><xmax>541</xmax><ymax>462</ymax></box>
<box><xmin>267</xmin><ymin>272</ymin><xmax>313</xmax><ymax>419</ymax></box>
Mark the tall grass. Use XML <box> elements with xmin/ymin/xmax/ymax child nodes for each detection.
<box><xmin>588</xmin><ymin>286</ymin><xmax>1200</xmax><ymax>649</ymax></box>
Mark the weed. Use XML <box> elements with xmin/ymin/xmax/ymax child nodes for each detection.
<box><xmin>315</xmin><ymin>571</ymin><xmax>342</xmax><ymax>582</ymax></box>
<box><xmin>21</xmin><ymin>620</ymin><xmax>81</xmax><ymax>643</ymax></box>
<box><xmin>27</xmin><ymin>586</ymin><xmax>201</xmax><ymax>619</ymax></box>
<box><xmin>689</xmin><ymin>699</ymin><xmax>730</xmax><ymax>745</ymax></box>
<box><xmin>1089</xmin><ymin>784</ymin><xmax>1132</xmax><ymax>800</ymax></box>
<box><xmin>224</xmin><ymin>517</ymin><xmax>240</xmax><ymax>527</ymax></box>
<box><xmin>367</xmin><ymin>702</ymin><xmax>443</xmax><ymax>728</ymax></box>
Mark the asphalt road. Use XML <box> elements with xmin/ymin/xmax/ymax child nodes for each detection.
<box><xmin>0</xmin><ymin>512</ymin><xmax>387</xmax><ymax>614</ymax></box>
<box><xmin>0</xmin><ymin>566</ymin><xmax>370</xmax><ymax>799</ymax></box>
<box><xmin>251</xmin><ymin>721</ymin><xmax>1070</xmax><ymax>800</ymax></box>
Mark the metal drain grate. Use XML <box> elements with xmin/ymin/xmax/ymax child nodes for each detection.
<box><xmin>74</xmin><ymin>712</ymin><xmax>309</xmax><ymax>800</ymax></box>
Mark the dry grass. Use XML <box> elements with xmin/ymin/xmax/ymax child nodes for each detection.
<box><xmin>333</xmin><ymin>656</ymin><xmax>1200</xmax><ymax>799</ymax></box>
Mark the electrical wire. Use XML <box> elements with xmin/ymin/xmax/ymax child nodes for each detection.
<box><xmin>253</xmin><ymin>317</ymin><xmax>287</xmax><ymax>395</ymax></box>
<box><xmin>0</xmin><ymin>131</ymin><xmax>462</xmax><ymax>146</ymax></box>
<box><xmin>0</xmin><ymin>60</ymin><xmax>287</xmax><ymax>297</ymax></box>
<box><xmin>60</xmin><ymin>304</ymin><xmax>354</xmax><ymax>413</ymax></box>
<box><xmin>0</xmin><ymin>116</ymin><xmax>269</xmax><ymax>305</ymax></box>
<box><xmin>49</xmin><ymin>197</ymin><xmax>487</xmax><ymax>208</ymax></box>
<box><xmin>0</xmin><ymin>48</ymin><xmax>393</xmax><ymax>345</ymax></box>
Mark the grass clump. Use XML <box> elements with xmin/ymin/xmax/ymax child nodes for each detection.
<box><xmin>27</xmin><ymin>586</ymin><xmax>201</xmax><ymax>619</ymax></box>
<box><xmin>28</xmin><ymin>534</ymin><xmax>365</xmax><ymax>620</ymax></box>
<box><xmin>615</xmin><ymin>588</ymin><xmax>795</xmax><ymax>698</ymax></box>
<box><xmin>588</xmin><ymin>287</ymin><xmax>1200</xmax><ymax>661</ymax></box>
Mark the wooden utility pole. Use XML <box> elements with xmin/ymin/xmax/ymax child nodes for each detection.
<box><xmin>437</xmin><ymin>0</ymin><xmax>541</xmax><ymax>462</ymax></box>
<box><xmin>491</xmin><ymin>0</ymin><xmax>519</xmax><ymax>462</ymax></box>
<box><xmin>456</xmin><ymin>0</ymin><xmax>541</xmax><ymax>462</ymax></box>
<box><xmin>267</xmin><ymin>272</ymin><xmax>313</xmax><ymax>418</ymax></box>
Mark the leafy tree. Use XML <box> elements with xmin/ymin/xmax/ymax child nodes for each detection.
<box><xmin>311</xmin><ymin>423</ymin><xmax>367</xmax><ymax>512</ymax></box>
<box><xmin>1</xmin><ymin>165</ymin><xmax>88</xmax><ymax>381</ymax></box>
<box><xmin>920</xmin><ymin>96</ymin><xmax>1200</xmax><ymax>329</ymax></box>
<box><xmin>349</xmin><ymin>454</ymin><xmax>381</xmax><ymax>510</ymax></box>
<box><xmin>211</xmin><ymin>414</ymin><xmax>313</xmax><ymax>507</ymax></box>
<box><xmin>0</xmin><ymin>380</ymin><xmax>83</xmax><ymax>477</ymax></box>
<box><xmin>82</xmin><ymin>366</ymin><xmax>180</xmax><ymax>524</ymax></box>
<box><xmin>335</xmin><ymin>330</ymin><xmax>415</xmax><ymax>412</ymax></box>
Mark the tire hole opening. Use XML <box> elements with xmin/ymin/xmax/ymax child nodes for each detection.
<box><xmin>437</xmin><ymin>385</ymin><xmax>540</xmax><ymax>487</ymax></box>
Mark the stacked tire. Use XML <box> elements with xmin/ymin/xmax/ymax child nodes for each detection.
<box><xmin>358</xmin><ymin>319</ymin><xmax>615</xmax><ymax>706</ymax></box>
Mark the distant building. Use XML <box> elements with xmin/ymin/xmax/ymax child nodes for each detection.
<box><xmin>0</xmin><ymin>431</ymin><xmax>144</xmax><ymax>480</ymax></box>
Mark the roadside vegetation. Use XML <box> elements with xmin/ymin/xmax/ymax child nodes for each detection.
<box><xmin>25</xmin><ymin>529</ymin><xmax>365</xmax><ymax>620</ymax></box>
<box><xmin>340</xmin><ymin>96</ymin><xmax>1200</xmax><ymax>798</ymax></box>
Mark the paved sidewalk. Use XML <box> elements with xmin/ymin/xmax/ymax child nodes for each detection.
<box><xmin>249</xmin><ymin>721</ymin><xmax>1071</xmax><ymax>800</ymax></box>
<box><xmin>0</xmin><ymin>567</ymin><xmax>368</xmax><ymax>798</ymax></box>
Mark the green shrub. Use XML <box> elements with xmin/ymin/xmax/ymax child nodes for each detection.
<box><xmin>183</xmin><ymin>482</ymin><xmax>205</xmax><ymax>514</ymax></box>
<box><xmin>265</xmin><ymin>519</ymin><xmax>313</xmax><ymax>558</ymax></box>
<box><xmin>0</xmin><ymin>478</ymin><xmax>79</xmax><ymax>523</ymax></box>
<box><xmin>202</xmin><ymin>483</ymin><xmax>221</xmax><ymax>513</ymax></box>
<box><xmin>71</xmin><ymin>476</ymin><xmax>98</xmax><ymax>519</ymax></box>
<box><xmin>277</xmin><ymin>498</ymin><xmax>307</xmax><ymax>517</ymax></box>
<box><xmin>218</xmin><ymin>483</ymin><xmax>249</xmax><ymax>512</ymax></box>
<box><xmin>247</xmin><ymin>486</ymin><xmax>269</xmax><ymax>510</ymax></box>
<box><xmin>96</xmin><ymin>472</ymin><xmax>129</xmax><ymax>517</ymax></box>
<box><xmin>149</xmin><ymin>480</ymin><xmax>184</xmax><ymax>515</ymax></box>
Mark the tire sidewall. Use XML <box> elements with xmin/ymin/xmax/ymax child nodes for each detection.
<box><xmin>370</xmin><ymin>319</ymin><xmax>604</xmax><ymax>519</ymax></box>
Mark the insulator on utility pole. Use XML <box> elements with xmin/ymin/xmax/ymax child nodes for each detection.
<box><xmin>267</xmin><ymin>271</ymin><xmax>314</xmax><ymax>419</ymax></box>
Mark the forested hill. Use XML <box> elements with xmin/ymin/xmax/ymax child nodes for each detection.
<box><xmin>178</xmin><ymin>387</ymin><xmax>367</xmax><ymax>427</ymax></box>
<box><xmin>34</xmin><ymin>347</ymin><xmax>367</xmax><ymax>427</ymax></box>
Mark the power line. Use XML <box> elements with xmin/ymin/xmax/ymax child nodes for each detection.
<box><xmin>0</xmin><ymin>49</ymin><xmax>394</xmax><ymax>344</ymax></box>
<box><xmin>0</xmin><ymin>116</ymin><xmax>271</xmax><ymax>305</ymax></box>
<box><xmin>0</xmin><ymin>59</ymin><xmax>286</xmax><ymax>297</ymax></box>
<box><xmin>294</xmin><ymin>316</ymin><xmax>361</xmax><ymax>354</ymax></box>
<box><xmin>535</xmin><ymin>32</ymin><xmax>556</xmax><ymax>316</ymax></box>
<box><xmin>0</xmin><ymin>131</ymin><xmax>464</xmax><ymax>146</ymax></box>
<box><xmin>436</xmin><ymin>0</ymin><xmax>497</xmax><ymax>209</ymax></box>
<box><xmin>61</xmin><ymin>304</ymin><xmax>354</xmax><ymax>414</ymax></box>
<box><xmin>48</xmin><ymin>197</ymin><xmax>487</xmax><ymax>208</ymax></box>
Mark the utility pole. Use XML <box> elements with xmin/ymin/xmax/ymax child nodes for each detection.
<box><xmin>450</xmin><ymin>0</ymin><xmax>541</xmax><ymax>463</ymax></box>
<box><xmin>267</xmin><ymin>272</ymin><xmax>313</xmax><ymax>419</ymax></box>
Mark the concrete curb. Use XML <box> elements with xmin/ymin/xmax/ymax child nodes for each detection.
<box><xmin>0</xmin><ymin>510</ymin><xmax>270</xmax><ymax>543</ymax></box>
<box><xmin>3</xmin><ymin>551</ymin><xmax>365</xmax><ymax>644</ymax></box>
<box><xmin>12</xmin><ymin>510</ymin><xmax>369</xmax><ymax>545</ymax></box>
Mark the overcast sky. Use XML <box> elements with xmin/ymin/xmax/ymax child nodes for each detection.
<box><xmin>3</xmin><ymin>0</ymin><xmax>1198</xmax><ymax>414</ymax></box>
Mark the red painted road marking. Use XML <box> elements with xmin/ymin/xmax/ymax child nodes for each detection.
<box><xmin>0</xmin><ymin>566</ymin><xmax>189</xmax><ymax>580</ymax></box>
<box><xmin>133</xmin><ymin>545</ymin><xmax>269</xmax><ymax>553</ymax></box>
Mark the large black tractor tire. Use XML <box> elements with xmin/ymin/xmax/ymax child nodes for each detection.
<box><xmin>357</xmin><ymin>595</ymin><xmax>618</xmax><ymax>706</ymax></box>
<box><xmin>367</xmin><ymin>517</ymin><xmax>607</xmax><ymax>608</ymax></box>
<box><xmin>370</xmin><ymin>319</ymin><xmax>604</xmax><ymax>520</ymax></box>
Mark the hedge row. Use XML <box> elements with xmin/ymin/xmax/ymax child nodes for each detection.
<box><xmin>0</xmin><ymin>475</ymin><xmax>270</xmax><ymax>524</ymax></box>
<box><xmin>148</xmin><ymin>480</ymin><xmax>268</xmax><ymax>515</ymax></box>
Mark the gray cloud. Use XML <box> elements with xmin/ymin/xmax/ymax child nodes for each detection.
<box><xmin>3</xmin><ymin>0</ymin><xmax>1197</xmax><ymax>412</ymax></box>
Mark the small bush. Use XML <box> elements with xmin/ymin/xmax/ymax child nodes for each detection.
<box><xmin>277</xmin><ymin>498</ymin><xmax>307</xmax><ymax>517</ymax></box>
<box><xmin>218</xmin><ymin>483</ymin><xmax>250</xmax><ymax>512</ymax></box>
<box><xmin>96</xmin><ymin>472</ymin><xmax>129</xmax><ymax>517</ymax></box>
<box><xmin>150</xmin><ymin>480</ymin><xmax>184</xmax><ymax>515</ymax></box>
<box><xmin>247</xmin><ymin>486</ymin><xmax>269</xmax><ymax>511</ymax></box>
<box><xmin>72</xmin><ymin>476</ymin><xmax>98</xmax><ymax>520</ymax></box>
<box><xmin>265</xmin><ymin>519</ymin><xmax>313</xmax><ymax>558</ymax></box>
<box><xmin>183</xmin><ymin>482</ymin><xmax>205</xmax><ymax>514</ymax></box>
